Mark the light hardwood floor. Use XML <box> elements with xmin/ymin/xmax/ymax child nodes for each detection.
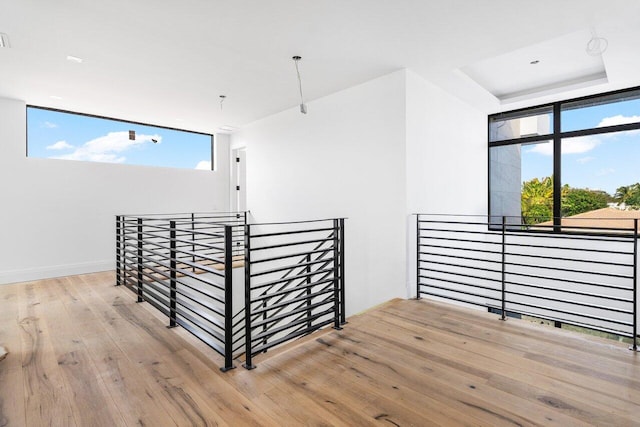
<box><xmin>1</xmin><ymin>271</ymin><xmax>639</xmax><ymax>426</ymax></box>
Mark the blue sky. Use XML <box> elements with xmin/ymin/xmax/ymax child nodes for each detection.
<box><xmin>522</xmin><ymin>98</ymin><xmax>640</xmax><ymax>195</ymax></box>
<box><xmin>27</xmin><ymin>108</ymin><xmax>213</xmax><ymax>170</ymax></box>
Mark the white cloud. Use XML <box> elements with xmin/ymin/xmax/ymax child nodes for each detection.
<box><xmin>576</xmin><ymin>156</ymin><xmax>595</xmax><ymax>164</ymax></box>
<box><xmin>597</xmin><ymin>168</ymin><xmax>616</xmax><ymax>176</ymax></box>
<box><xmin>562</xmin><ymin>135</ymin><xmax>600</xmax><ymax>154</ymax></box>
<box><xmin>528</xmin><ymin>135</ymin><xmax>600</xmax><ymax>156</ymax></box>
<box><xmin>527</xmin><ymin>141</ymin><xmax>553</xmax><ymax>155</ymax></box>
<box><xmin>195</xmin><ymin>160</ymin><xmax>211</xmax><ymax>170</ymax></box>
<box><xmin>51</xmin><ymin>131</ymin><xmax>161</xmax><ymax>163</ymax></box>
<box><xmin>597</xmin><ymin>114</ymin><xmax>640</xmax><ymax>128</ymax></box>
<box><xmin>46</xmin><ymin>140</ymin><xmax>74</xmax><ymax>150</ymax></box>
<box><xmin>43</xmin><ymin>121</ymin><xmax>58</xmax><ymax>128</ymax></box>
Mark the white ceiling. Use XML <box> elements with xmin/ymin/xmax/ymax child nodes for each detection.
<box><xmin>1</xmin><ymin>0</ymin><xmax>640</xmax><ymax>134</ymax></box>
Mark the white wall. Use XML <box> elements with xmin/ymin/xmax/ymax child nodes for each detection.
<box><xmin>405</xmin><ymin>70</ymin><xmax>487</xmax><ymax>297</ymax></box>
<box><xmin>0</xmin><ymin>97</ymin><xmax>230</xmax><ymax>284</ymax></box>
<box><xmin>232</xmin><ymin>70</ymin><xmax>408</xmax><ymax>316</ymax></box>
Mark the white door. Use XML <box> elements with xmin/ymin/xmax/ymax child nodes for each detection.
<box><xmin>232</xmin><ymin>148</ymin><xmax>246</xmax><ymax>212</ymax></box>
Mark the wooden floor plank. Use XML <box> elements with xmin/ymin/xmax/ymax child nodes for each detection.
<box><xmin>0</xmin><ymin>283</ymin><xmax>26</xmax><ymax>427</ymax></box>
<box><xmin>1</xmin><ymin>272</ymin><xmax>639</xmax><ymax>426</ymax></box>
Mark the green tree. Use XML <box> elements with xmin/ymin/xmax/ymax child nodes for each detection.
<box><xmin>561</xmin><ymin>188</ymin><xmax>609</xmax><ymax>217</ymax></box>
<box><xmin>615</xmin><ymin>183</ymin><xmax>640</xmax><ymax>208</ymax></box>
<box><xmin>521</xmin><ymin>176</ymin><xmax>554</xmax><ymax>224</ymax></box>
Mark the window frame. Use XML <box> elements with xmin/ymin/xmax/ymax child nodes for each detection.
<box><xmin>26</xmin><ymin>105</ymin><xmax>214</xmax><ymax>171</ymax></box>
<box><xmin>488</xmin><ymin>85</ymin><xmax>640</xmax><ymax>231</ymax></box>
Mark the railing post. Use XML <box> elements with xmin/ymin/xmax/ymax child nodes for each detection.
<box><xmin>306</xmin><ymin>253</ymin><xmax>312</xmax><ymax>329</ymax></box>
<box><xmin>168</xmin><ymin>220</ymin><xmax>178</xmax><ymax>328</ymax></box>
<box><xmin>221</xmin><ymin>225</ymin><xmax>236</xmax><ymax>371</ymax></box>
<box><xmin>116</xmin><ymin>216</ymin><xmax>122</xmax><ymax>286</ymax></box>
<box><xmin>137</xmin><ymin>217</ymin><xmax>144</xmax><ymax>303</ymax></box>
<box><xmin>339</xmin><ymin>218</ymin><xmax>346</xmax><ymax>324</ymax></box>
<box><xmin>333</xmin><ymin>219</ymin><xmax>342</xmax><ymax>330</ymax></box>
<box><xmin>501</xmin><ymin>215</ymin><xmax>506</xmax><ymax>321</ymax></box>
<box><xmin>632</xmin><ymin>219</ymin><xmax>638</xmax><ymax>352</ymax></box>
<box><xmin>416</xmin><ymin>214</ymin><xmax>421</xmax><ymax>300</ymax></box>
<box><xmin>243</xmin><ymin>224</ymin><xmax>256</xmax><ymax>370</ymax></box>
<box><xmin>191</xmin><ymin>213</ymin><xmax>196</xmax><ymax>273</ymax></box>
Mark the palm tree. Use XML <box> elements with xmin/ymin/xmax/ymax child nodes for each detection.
<box><xmin>614</xmin><ymin>185</ymin><xmax>632</xmax><ymax>205</ymax></box>
<box><xmin>521</xmin><ymin>176</ymin><xmax>554</xmax><ymax>224</ymax></box>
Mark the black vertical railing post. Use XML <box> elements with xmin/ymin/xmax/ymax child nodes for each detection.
<box><xmin>137</xmin><ymin>217</ymin><xmax>144</xmax><ymax>303</ymax></box>
<box><xmin>221</xmin><ymin>225</ymin><xmax>235</xmax><ymax>371</ymax></box>
<box><xmin>306</xmin><ymin>253</ymin><xmax>312</xmax><ymax>329</ymax></box>
<box><xmin>168</xmin><ymin>220</ymin><xmax>178</xmax><ymax>328</ymax></box>
<box><xmin>632</xmin><ymin>219</ymin><xmax>638</xmax><ymax>351</ymax></box>
<box><xmin>416</xmin><ymin>214</ymin><xmax>421</xmax><ymax>300</ymax></box>
<box><xmin>332</xmin><ymin>219</ymin><xmax>342</xmax><ymax>330</ymax></box>
<box><xmin>191</xmin><ymin>213</ymin><xmax>196</xmax><ymax>273</ymax></box>
<box><xmin>243</xmin><ymin>224</ymin><xmax>255</xmax><ymax>369</ymax></box>
<box><xmin>116</xmin><ymin>216</ymin><xmax>122</xmax><ymax>286</ymax></box>
<box><xmin>501</xmin><ymin>215</ymin><xmax>506</xmax><ymax>321</ymax></box>
<box><xmin>339</xmin><ymin>218</ymin><xmax>346</xmax><ymax>324</ymax></box>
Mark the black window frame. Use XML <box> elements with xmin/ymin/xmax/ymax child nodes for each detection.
<box><xmin>26</xmin><ymin>105</ymin><xmax>215</xmax><ymax>170</ymax></box>
<box><xmin>488</xmin><ymin>85</ymin><xmax>640</xmax><ymax>231</ymax></box>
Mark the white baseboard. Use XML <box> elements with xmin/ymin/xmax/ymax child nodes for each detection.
<box><xmin>0</xmin><ymin>260</ymin><xmax>114</xmax><ymax>285</ymax></box>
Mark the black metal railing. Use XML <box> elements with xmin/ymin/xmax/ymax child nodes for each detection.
<box><xmin>416</xmin><ymin>214</ymin><xmax>638</xmax><ymax>351</ymax></box>
<box><xmin>242</xmin><ymin>218</ymin><xmax>345</xmax><ymax>369</ymax></box>
<box><xmin>116</xmin><ymin>213</ymin><xmax>346</xmax><ymax>371</ymax></box>
<box><xmin>115</xmin><ymin>212</ymin><xmax>246</xmax><ymax>371</ymax></box>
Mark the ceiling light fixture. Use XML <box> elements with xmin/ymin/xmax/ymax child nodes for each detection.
<box><xmin>66</xmin><ymin>55</ymin><xmax>83</xmax><ymax>63</ymax></box>
<box><xmin>219</xmin><ymin>95</ymin><xmax>226</xmax><ymax>111</ymax></box>
<box><xmin>0</xmin><ymin>33</ymin><xmax>10</xmax><ymax>48</ymax></box>
<box><xmin>292</xmin><ymin>56</ymin><xmax>307</xmax><ymax>114</ymax></box>
<box><xmin>530</xmin><ymin>60</ymin><xmax>540</xmax><ymax>65</ymax></box>
<box><xmin>586</xmin><ymin>36</ymin><xmax>608</xmax><ymax>56</ymax></box>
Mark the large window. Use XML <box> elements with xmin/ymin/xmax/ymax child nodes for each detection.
<box><xmin>27</xmin><ymin>106</ymin><xmax>213</xmax><ymax>170</ymax></box>
<box><xmin>489</xmin><ymin>87</ymin><xmax>640</xmax><ymax>230</ymax></box>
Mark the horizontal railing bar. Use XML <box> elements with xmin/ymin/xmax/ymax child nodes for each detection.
<box><xmin>251</xmin><ymin>268</ymin><xmax>335</xmax><ymax>290</ymax></box>
<box><xmin>504</xmin><ymin>240</ymin><xmax>633</xmax><ymax>255</ymax></box>
<box><xmin>418</xmin><ymin>290</ymin><xmax>491</xmax><ymax>309</ymax></box>
<box><xmin>418</xmin><ymin>281</ymin><xmax>502</xmax><ymax>302</ymax></box>
<box><xmin>419</xmin><ymin>227</ymin><xmax>502</xmax><ymax>238</ymax></box>
<box><xmin>501</xmin><ymin>307</ymin><xmax>634</xmax><ymax>338</ymax></box>
<box><xmin>419</xmin><ymin>234</ymin><xmax>503</xmax><ymax>247</ymax></box>
<box><xmin>250</xmin><ymin>307</ymin><xmax>335</xmax><ymax>342</ymax></box>
<box><xmin>504</xmin><ymin>251</ymin><xmax>634</xmax><ymax>268</ymax></box>
<box><xmin>251</xmin><ymin>257</ymin><xmax>334</xmax><ymax>278</ymax></box>
<box><xmin>505</xmin><ymin>290</ymin><xmax>633</xmax><ymax>315</ymax></box>
<box><xmin>251</xmin><ymin>278</ymin><xmax>335</xmax><ymax>304</ymax></box>
<box><xmin>251</xmin><ymin>237</ymin><xmax>334</xmax><ymax>252</ymax></box>
<box><xmin>250</xmin><ymin>227</ymin><xmax>334</xmax><ymax>239</ymax></box>
<box><xmin>249</xmin><ymin>287</ymin><xmax>335</xmax><ymax>319</ymax></box>
<box><xmin>251</xmin><ymin>318</ymin><xmax>335</xmax><ymax>355</ymax></box>
<box><xmin>249</xmin><ymin>248</ymin><xmax>333</xmax><ymax>265</ymax></box>
<box><xmin>505</xmin><ymin>280</ymin><xmax>633</xmax><ymax>302</ymax></box>
<box><xmin>177</xmin><ymin>320</ymin><xmax>225</xmax><ymax>356</ymax></box>
<box><xmin>504</xmin><ymin>270</ymin><xmax>633</xmax><ymax>291</ymax></box>
<box><xmin>506</xmin><ymin>300</ymin><xmax>634</xmax><ymax>327</ymax></box>
<box><xmin>418</xmin><ymin>273</ymin><xmax>501</xmax><ymax>292</ymax></box>
<box><xmin>504</xmin><ymin>260</ymin><xmax>633</xmax><ymax>279</ymax></box>
<box><xmin>418</xmin><ymin>258</ymin><xmax>502</xmax><ymax>275</ymax></box>
<box><xmin>251</xmin><ymin>298</ymin><xmax>334</xmax><ymax>329</ymax></box>
<box><xmin>250</xmin><ymin>270</ymin><xmax>335</xmax><ymax>322</ymax></box>
<box><xmin>419</xmin><ymin>243</ymin><xmax>503</xmax><ymax>256</ymax></box>
<box><xmin>419</xmin><ymin>251</ymin><xmax>502</xmax><ymax>265</ymax></box>
<box><xmin>122</xmin><ymin>247</ymin><xmax>226</xmax><ymax>281</ymax></box>
<box><xmin>252</xmin><ymin>218</ymin><xmax>344</xmax><ymax>226</ymax></box>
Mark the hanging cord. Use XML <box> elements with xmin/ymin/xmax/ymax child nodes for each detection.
<box><xmin>293</xmin><ymin>56</ymin><xmax>307</xmax><ymax>114</ymax></box>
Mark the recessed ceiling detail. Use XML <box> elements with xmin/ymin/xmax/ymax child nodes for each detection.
<box><xmin>460</xmin><ymin>29</ymin><xmax>609</xmax><ymax>104</ymax></box>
